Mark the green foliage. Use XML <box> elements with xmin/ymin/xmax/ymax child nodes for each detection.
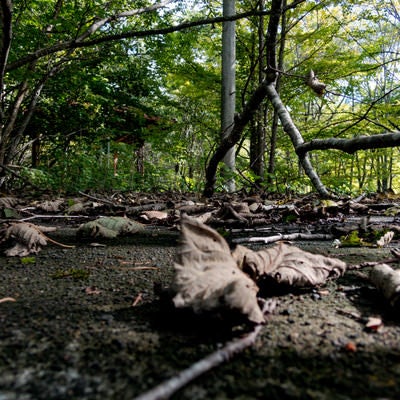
<box><xmin>2</xmin><ymin>0</ymin><xmax>400</xmax><ymax>194</ymax></box>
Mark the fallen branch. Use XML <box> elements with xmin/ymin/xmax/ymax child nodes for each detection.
<box><xmin>19</xmin><ymin>214</ymin><xmax>90</xmax><ymax>222</ymax></box>
<box><xmin>296</xmin><ymin>131</ymin><xmax>400</xmax><ymax>156</ymax></box>
<box><xmin>349</xmin><ymin>248</ymin><xmax>400</xmax><ymax>269</ymax></box>
<box><xmin>78</xmin><ymin>191</ymin><xmax>115</xmax><ymax>205</ymax></box>
<box><xmin>133</xmin><ymin>300</ymin><xmax>276</xmax><ymax>400</ymax></box>
<box><xmin>232</xmin><ymin>232</ymin><xmax>333</xmax><ymax>244</ymax></box>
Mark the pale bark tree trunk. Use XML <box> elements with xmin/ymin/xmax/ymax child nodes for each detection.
<box><xmin>267</xmin><ymin>0</ymin><xmax>286</xmax><ymax>187</ymax></box>
<box><xmin>221</xmin><ymin>0</ymin><xmax>236</xmax><ymax>192</ymax></box>
<box><xmin>250</xmin><ymin>0</ymin><xmax>266</xmax><ymax>186</ymax></box>
<box><xmin>265</xmin><ymin>83</ymin><xmax>330</xmax><ymax>197</ymax></box>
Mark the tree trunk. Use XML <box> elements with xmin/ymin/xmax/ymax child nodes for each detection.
<box><xmin>264</xmin><ymin>83</ymin><xmax>330</xmax><ymax>197</ymax></box>
<box><xmin>221</xmin><ymin>0</ymin><xmax>236</xmax><ymax>192</ymax></box>
<box><xmin>250</xmin><ymin>0</ymin><xmax>266</xmax><ymax>186</ymax></box>
<box><xmin>204</xmin><ymin>0</ymin><xmax>330</xmax><ymax>198</ymax></box>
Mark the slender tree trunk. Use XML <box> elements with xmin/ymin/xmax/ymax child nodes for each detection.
<box><xmin>204</xmin><ymin>0</ymin><xmax>330</xmax><ymax>198</ymax></box>
<box><xmin>221</xmin><ymin>0</ymin><xmax>236</xmax><ymax>192</ymax></box>
<box><xmin>250</xmin><ymin>0</ymin><xmax>266</xmax><ymax>186</ymax></box>
<box><xmin>264</xmin><ymin>83</ymin><xmax>330</xmax><ymax>197</ymax></box>
<box><xmin>267</xmin><ymin>0</ymin><xmax>286</xmax><ymax>187</ymax></box>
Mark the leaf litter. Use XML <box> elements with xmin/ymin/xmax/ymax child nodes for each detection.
<box><xmin>171</xmin><ymin>216</ymin><xmax>348</xmax><ymax>324</ymax></box>
<box><xmin>2</xmin><ymin>192</ymin><xmax>400</xmax><ymax>398</ymax></box>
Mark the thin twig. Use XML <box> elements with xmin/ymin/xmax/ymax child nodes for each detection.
<box><xmin>132</xmin><ymin>293</ymin><xmax>143</xmax><ymax>307</ymax></box>
<box><xmin>0</xmin><ymin>297</ymin><xmax>16</xmax><ymax>304</ymax></box>
<box><xmin>133</xmin><ymin>300</ymin><xmax>276</xmax><ymax>400</ymax></box>
<box><xmin>19</xmin><ymin>214</ymin><xmax>90</xmax><ymax>222</ymax></box>
<box><xmin>78</xmin><ymin>191</ymin><xmax>115</xmax><ymax>205</ymax></box>
<box><xmin>232</xmin><ymin>232</ymin><xmax>333</xmax><ymax>244</ymax></box>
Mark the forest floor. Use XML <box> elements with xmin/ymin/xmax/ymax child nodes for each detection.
<box><xmin>1</xmin><ymin>192</ymin><xmax>400</xmax><ymax>399</ymax></box>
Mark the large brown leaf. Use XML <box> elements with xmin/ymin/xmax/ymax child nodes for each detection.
<box><xmin>233</xmin><ymin>242</ymin><xmax>347</xmax><ymax>287</ymax></box>
<box><xmin>172</xmin><ymin>216</ymin><xmax>265</xmax><ymax>324</ymax></box>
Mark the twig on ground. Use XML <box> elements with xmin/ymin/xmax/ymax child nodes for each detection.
<box><xmin>19</xmin><ymin>215</ymin><xmax>90</xmax><ymax>222</ymax></box>
<box><xmin>0</xmin><ymin>297</ymin><xmax>16</xmax><ymax>304</ymax></box>
<box><xmin>232</xmin><ymin>232</ymin><xmax>333</xmax><ymax>244</ymax></box>
<box><xmin>349</xmin><ymin>248</ymin><xmax>400</xmax><ymax>269</ymax></box>
<box><xmin>133</xmin><ymin>299</ymin><xmax>276</xmax><ymax>400</ymax></box>
<box><xmin>132</xmin><ymin>293</ymin><xmax>143</xmax><ymax>307</ymax></box>
<box><xmin>78</xmin><ymin>191</ymin><xmax>115</xmax><ymax>205</ymax></box>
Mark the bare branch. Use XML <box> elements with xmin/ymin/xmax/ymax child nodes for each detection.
<box><xmin>75</xmin><ymin>0</ymin><xmax>174</xmax><ymax>42</ymax></box>
<box><xmin>296</xmin><ymin>131</ymin><xmax>400</xmax><ymax>156</ymax></box>
<box><xmin>6</xmin><ymin>8</ymin><xmax>278</xmax><ymax>72</ymax></box>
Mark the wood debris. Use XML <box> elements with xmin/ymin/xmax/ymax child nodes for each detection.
<box><xmin>369</xmin><ymin>264</ymin><xmax>400</xmax><ymax>308</ymax></box>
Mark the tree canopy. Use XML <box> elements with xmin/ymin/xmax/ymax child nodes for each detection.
<box><xmin>0</xmin><ymin>0</ymin><xmax>399</xmax><ymax>195</ymax></box>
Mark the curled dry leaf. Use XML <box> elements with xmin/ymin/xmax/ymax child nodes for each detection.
<box><xmin>172</xmin><ymin>216</ymin><xmax>265</xmax><ymax>324</ymax></box>
<box><xmin>67</xmin><ymin>202</ymin><xmax>86</xmax><ymax>214</ymax></box>
<box><xmin>1</xmin><ymin>222</ymin><xmax>48</xmax><ymax>256</ymax></box>
<box><xmin>233</xmin><ymin>242</ymin><xmax>347</xmax><ymax>287</ymax></box>
<box><xmin>0</xmin><ymin>222</ymin><xmax>73</xmax><ymax>256</ymax></box>
<box><xmin>36</xmin><ymin>199</ymin><xmax>64</xmax><ymax>212</ymax></box>
<box><xmin>306</xmin><ymin>69</ymin><xmax>326</xmax><ymax>96</ymax></box>
<box><xmin>77</xmin><ymin>216</ymin><xmax>144</xmax><ymax>239</ymax></box>
<box><xmin>370</xmin><ymin>264</ymin><xmax>400</xmax><ymax>308</ymax></box>
<box><xmin>0</xmin><ymin>196</ymin><xmax>19</xmax><ymax>208</ymax></box>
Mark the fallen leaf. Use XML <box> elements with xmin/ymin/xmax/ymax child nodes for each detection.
<box><xmin>0</xmin><ymin>222</ymin><xmax>48</xmax><ymax>256</ymax></box>
<box><xmin>172</xmin><ymin>216</ymin><xmax>265</xmax><ymax>324</ymax></box>
<box><xmin>36</xmin><ymin>199</ymin><xmax>64</xmax><ymax>212</ymax></box>
<box><xmin>233</xmin><ymin>243</ymin><xmax>347</xmax><ymax>287</ymax></box>
<box><xmin>77</xmin><ymin>216</ymin><xmax>144</xmax><ymax>239</ymax></box>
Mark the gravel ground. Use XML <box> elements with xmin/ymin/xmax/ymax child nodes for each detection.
<box><xmin>1</xmin><ymin>227</ymin><xmax>400</xmax><ymax>400</ymax></box>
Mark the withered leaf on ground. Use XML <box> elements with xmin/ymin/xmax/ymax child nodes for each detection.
<box><xmin>36</xmin><ymin>199</ymin><xmax>64</xmax><ymax>212</ymax></box>
<box><xmin>77</xmin><ymin>216</ymin><xmax>144</xmax><ymax>239</ymax></box>
<box><xmin>0</xmin><ymin>222</ymin><xmax>49</xmax><ymax>256</ymax></box>
<box><xmin>172</xmin><ymin>216</ymin><xmax>265</xmax><ymax>324</ymax></box>
<box><xmin>233</xmin><ymin>242</ymin><xmax>347</xmax><ymax>287</ymax></box>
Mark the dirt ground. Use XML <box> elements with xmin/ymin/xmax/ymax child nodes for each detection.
<box><xmin>1</xmin><ymin>224</ymin><xmax>400</xmax><ymax>400</ymax></box>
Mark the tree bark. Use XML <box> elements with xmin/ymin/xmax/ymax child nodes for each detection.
<box><xmin>250</xmin><ymin>0</ymin><xmax>266</xmax><ymax>185</ymax></box>
<box><xmin>0</xmin><ymin>0</ymin><xmax>12</xmax><ymax>123</ymax></box>
<box><xmin>203</xmin><ymin>81</ymin><xmax>271</xmax><ymax>197</ymax></box>
<box><xmin>296</xmin><ymin>132</ymin><xmax>400</xmax><ymax>155</ymax></box>
<box><xmin>221</xmin><ymin>0</ymin><xmax>236</xmax><ymax>192</ymax></box>
<box><xmin>264</xmin><ymin>83</ymin><xmax>330</xmax><ymax>197</ymax></box>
